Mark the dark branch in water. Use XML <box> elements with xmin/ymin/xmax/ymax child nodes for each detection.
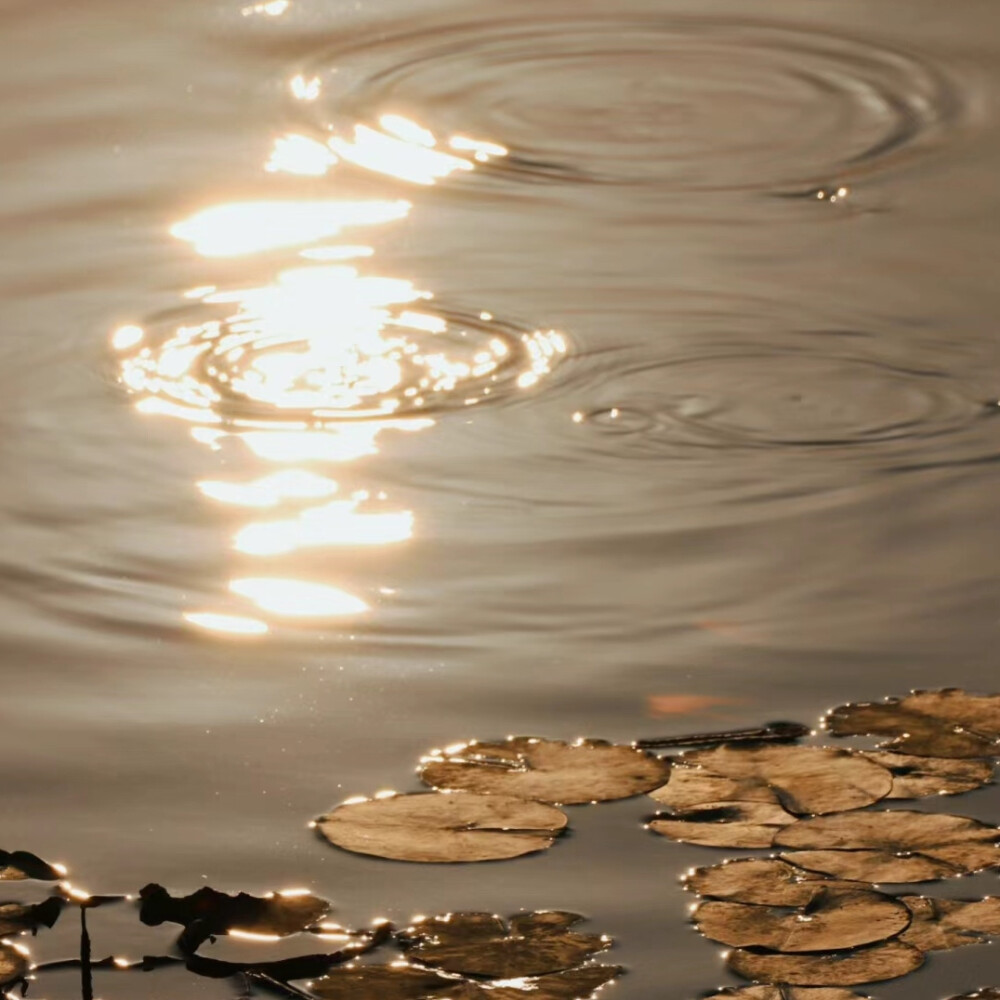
<box><xmin>635</xmin><ymin>721</ymin><xmax>810</xmax><ymax>750</ymax></box>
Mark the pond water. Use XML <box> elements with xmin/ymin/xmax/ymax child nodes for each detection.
<box><xmin>2</xmin><ymin>0</ymin><xmax>1000</xmax><ymax>996</ymax></box>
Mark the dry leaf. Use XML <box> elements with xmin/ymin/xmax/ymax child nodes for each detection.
<box><xmin>860</xmin><ymin>752</ymin><xmax>993</xmax><ymax>798</ymax></box>
<box><xmin>402</xmin><ymin>910</ymin><xmax>609</xmax><ymax>977</ymax></box>
<box><xmin>482</xmin><ymin>965</ymin><xmax>621</xmax><ymax>999</ymax></box>
<box><xmin>693</xmin><ymin>887</ymin><xmax>910</xmax><ymax>952</ymax></box>
<box><xmin>684</xmin><ymin>858</ymin><xmax>863</xmax><ymax>906</ymax></box>
<box><xmin>0</xmin><ymin>898</ymin><xmax>64</xmax><ymax>934</ymax></box>
<box><xmin>317</xmin><ymin>792</ymin><xmax>567</xmax><ymax>863</ymax></box>
<box><xmin>649</xmin><ymin>767</ymin><xmax>780</xmax><ymax>811</ymax></box>
<box><xmin>308</xmin><ymin>963</ymin><xmax>476</xmax><ymax>999</ymax></box>
<box><xmin>0</xmin><ymin>943</ymin><xmax>27</xmax><ymax>987</ymax></box>
<box><xmin>649</xmin><ymin>800</ymin><xmax>797</xmax><ymax>848</ymax></box>
<box><xmin>727</xmin><ymin>939</ymin><xmax>924</xmax><ymax>986</ymax></box>
<box><xmin>420</xmin><ymin>738</ymin><xmax>669</xmax><ymax>805</ymax></box>
<box><xmin>825</xmin><ymin>690</ymin><xmax>1000</xmax><ymax>758</ymax></box>
<box><xmin>775</xmin><ymin>810</ymin><xmax>1000</xmax><ymax>882</ymax></box>
<box><xmin>675</xmin><ymin>745</ymin><xmax>892</xmax><ymax>816</ymax></box>
<box><xmin>899</xmin><ymin>895</ymin><xmax>1000</xmax><ymax>951</ymax></box>
<box><xmin>0</xmin><ymin>850</ymin><xmax>63</xmax><ymax>881</ymax></box>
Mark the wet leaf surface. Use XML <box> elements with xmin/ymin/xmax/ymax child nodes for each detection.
<box><xmin>0</xmin><ymin>942</ymin><xmax>28</xmax><ymax>986</ymax></box>
<box><xmin>420</xmin><ymin>737</ymin><xmax>669</xmax><ymax>804</ymax></box>
<box><xmin>480</xmin><ymin>965</ymin><xmax>622</xmax><ymax>999</ymax></box>
<box><xmin>693</xmin><ymin>887</ymin><xmax>910</xmax><ymax>952</ymax></box>
<box><xmin>726</xmin><ymin>939</ymin><xmax>924</xmax><ymax>986</ymax></box>
<box><xmin>0</xmin><ymin>896</ymin><xmax>65</xmax><ymax>934</ymax></box>
<box><xmin>317</xmin><ymin>792</ymin><xmax>567</xmax><ymax>863</ymax></box>
<box><xmin>288</xmin><ymin>962</ymin><xmax>475</xmax><ymax>999</ymax></box>
<box><xmin>649</xmin><ymin>800</ymin><xmax>798</xmax><ymax>848</ymax></box>
<box><xmin>898</xmin><ymin>895</ymin><xmax>1000</xmax><ymax>950</ymax></box>
<box><xmin>705</xmin><ymin>989</ymin><xmax>871</xmax><ymax>1000</ymax></box>
<box><xmin>683</xmin><ymin>859</ymin><xmax>864</xmax><ymax>906</ymax></box>
<box><xmin>774</xmin><ymin>809</ymin><xmax>1000</xmax><ymax>882</ymax></box>
<box><xmin>825</xmin><ymin>690</ymin><xmax>1000</xmax><ymax>758</ymax></box>
<box><xmin>0</xmin><ymin>850</ymin><xmax>63</xmax><ymax>881</ymax></box>
<box><xmin>859</xmin><ymin>752</ymin><xmax>994</xmax><ymax>798</ymax></box>
<box><xmin>674</xmin><ymin>746</ymin><xmax>892</xmax><ymax>816</ymax></box>
<box><xmin>401</xmin><ymin>910</ymin><xmax>610</xmax><ymax>978</ymax></box>
<box><xmin>138</xmin><ymin>883</ymin><xmax>330</xmax><ymax>953</ymax></box>
<box><xmin>649</xmin><ymin>767</ymin><xmax>780</xmax><ymax>811</ymax></box>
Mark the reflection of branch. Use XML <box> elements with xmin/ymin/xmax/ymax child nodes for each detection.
<box><xmin>79</xmin><ymin>909</ymin><xmax>92</xmax><ymax>1000</ymax></box>
<box><xmin>635</xmin><ymin>721</ymin><xmax>810</xmax><ymax>750</ymax></box>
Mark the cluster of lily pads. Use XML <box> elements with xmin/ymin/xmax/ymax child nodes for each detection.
<box><xmin>316</xmin><ymin>689</ymin><xmax>1000</xmax><ymax>998</ymax></box>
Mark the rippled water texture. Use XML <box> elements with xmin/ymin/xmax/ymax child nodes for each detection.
<box><xmin>2</xmin><ymin>0</ymin><xmax>1000</xmax><ymax>998</ymax></box>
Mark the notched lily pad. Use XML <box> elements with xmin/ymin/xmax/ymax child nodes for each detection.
<box><xmin>899</xmin><ymin>895</ymin><xmax>1000</xmax><ymax>951</ymax></box>
<box><xmin>649</xmin><ymin>801</ymin><xmax>798</xmax><ymax>848</ymax></box>
<box><xmin>674</xmin><ymin>746</ymin><xmax>892</xmax><ymax>816</ymax></box>
<box><xmin>705</xmin><ymin>989</ymin><xmax>871</xmax><ymax>1000</ymax></box>
<box><xmin>684</xmin><ymin>859</ymin><xmax>863</xmax><ymax>906</ymax></box>
<box><xmin>860</xmin><ymin>752</ymin><xmax>994</xmax><ymax>798</ymax></box>
<box><xmin>420</xmin><ymin>737</ymin><xmax>670</xmax><ymax>804</ymax></box>
<box><xmin>693</xmin><ymin>887</ymin><xmax>910</xmax><ymax>952</ymax></box>
<box><xmin>0</xmin><ymin>897</ymin><xmax>65</xmax><ymax>934</ymax></box>
<box><xmin>139</xmin><ymin>883</ymin><xmax>329</xmax><ymax>953</ymax></box>
<box><xmin>726</xmin><ymin>940</ymin><xmax>924</xmax><ymax>986</ymax></box>
<box><xmin>317</xmin><ymin>792</ymin><xmax>568</xmax><ymax>863</ymax></box>
<box><xmin>825</xmin><ymin>689</ymin><xmax>1000</xmax><ymax>758</ymax></box>
<box><xmin>0</xmin><ymin>942</ymin><xmax>28</xmax><ymax>986</ymax></box>
<box><xmin>0</xmin><ymin>850</ymin><xmax>63</xmax><ymax>881</ymax></box>
<box><xmin>401</xmin><ymin>910</ymin><xmax>610</xmax><ymax>978</ymax></box>
<box><xmin>775</xmin><ymin>810</ymin><xmax>1000</xmax><ymax>882</ymax></box>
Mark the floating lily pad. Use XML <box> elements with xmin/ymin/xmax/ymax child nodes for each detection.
<box><xmin>675</xmin><ymin>746</ymin><xmax>892</xmax><ymax>816</ymax></box>
<box><xmin>899</xmin><ymin>895</ymin><xmax>1000</xmax><ymax>951</ymax></box>
<box><xmin>419</xmin><ymin>738</ymin><xmax>669</xmax><ymax>804</ymax></box>
<box><xmin>825</xmin><ymin>690</ymin><xmax>1000</xmax><ymax>758</ymax></box>
<box><xmin>649</xmin><ymin>767</ymin><xmax>780</xmax><ymax>811</ymax></box>
<box><xmin>139</xmin><ymin>883</ymin><xmax>329</xmax><ymax>952</ymax></box>
<box><xmin>727</xmin><ymin>940</ymin><xmax>924</xmax><ymax>986</ymax></box>
<box><xmin>693</xmin><ymin>887</ymin><xmax>910</xmax><ymax>952</ymax></box>
<box><xmin>0</xmin><ymin>897</ymin><xmax>64</xmax><ymax>934</ymax></box>
<box><xmin>402</xmin><ymin>911</ymin><xmax>610</xmax><ymax>978</ymax></box>
<box><xmin>481</xmin><ymin>965</ymin><xmax>621</xmax><ymax>999</ymax></box>
<box><xmin>683</xmin><ymin>858</ymin><xmax>863</xmax><ymax>906</ymax></box>
<box><xmin>860</xmin><ymin>752</ymin><xmax>994</xmax><ymax>798</ymax></box>
<box><xmin>649</xmin><ymin>801</ymin><xmax>798</xmax><ymax>848</ymax></box>
<box><xmin>705</xmin><ymin>989</ymin><xmax>871</xmax><ymax>1000</ymax></box>
<box><xmin>317</xmin><ymin>792</ymin><xmax>568</xmax><ymax>863</ymax></box>
<box><xmin>775</xmin><ymin>810</ymin><xmax>1000</xmax><ymax>882</ymax></box>
<box><xmin>299</xmin><ymin>963</ymin><xmax>475</xmax><ymax>999</ymax></box>
<box><xmin>0</xmin><ymin>942</ymin><xmax>28</xmax><ymax>986</ymax></box>
<box><xmin>0</xmin><ymin>850</ymin><xmax>63</xmax><ymax>881</ymax></box>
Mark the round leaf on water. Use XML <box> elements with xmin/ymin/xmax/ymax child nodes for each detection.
<box><xmin>775</xmin><ymin>810</ymin><xmax>1000</xmax><ymax>882</ymax></box>
<box><xmin>402</xmin><ymin>911</ymin><xmax>610</xmax><ymax>978</ymax></box>
<box><xmin>420</xmin><ymin>738</ymin><xmax>669</xmax><ymax>805</ymax></box>
<box><xmin>317</xmin><ymin>792</ymin><xmax>567</xmax><ymax>863</ymax></box>
<box><xmin>684</xmin><ymin>858</ymin><xmax>863</xmax><ymax>906</ymax></box>
<box><xmin>705</xmin><ymin>989</ymin><xmax>872</xmax><ymax>1000</ymax></box>
<box><xmin>899</xmin><ymin>895</ymin><xmax>1000</xmax><ymax>951</ymax></box>
<box><xmin>726</xmin><ymin>940</ymin><xmax>924</xmax><ymax>986</ymax></box>
<box><xmin>0</xmin><ymin>943</ymin><xmax>27</xmax><ymax>987</ymax></box>
<box><xmin>482</xmin><ymin>965</ymin><xmax>621</xmax><ymax>999</ymax></box>
<box><xmin>860</xmin><ymin>752</ymin><xmax>993</xmax><ymax>798</ymax></box>
<box><xmin>649</xmin><ymin>767</ymin><xmax>780</xmax><ymax>811</ymax></box>
<box><xmin>825</xmin><ymin>690</ymin><xmax>1000</xmax><ymax>758</ymax></box>
<box><xmin>676</xmin><ymin>745</ymin><xmax>892</xmax><ymax>816</ymax></box>
<box><xmin>649</xmin><ymin>800</ymin><xmax>797</xmax><ymax>848</ymax></box>
<box><xmin>308</xmin><ymin>964</ymin><xmax>477</xmax><ymax>999</ymax></box>
<box><xmin>693</xmin><ymin>887</ymin><xmax>910</xmax><ymax>952</ymax></box>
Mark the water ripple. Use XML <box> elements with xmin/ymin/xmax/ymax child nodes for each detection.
<box><xmin>291</xmin><ymin>14</ymin><xmax>960</xmax><ymax>191</ymax></box>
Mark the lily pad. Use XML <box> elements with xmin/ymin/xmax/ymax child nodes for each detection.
<box><xmin>674</xmin><ymin>746</ymin><xmax>892</xmax><ymax>816</ymax></box>
<box><xmin>775</xmin><ymin>810</ymin><xmax>1000</xmax><ymax>882</ymax></box>
<box><xmin>0</xmin><ymin>850</ymin><xmax>63</xmax><ymax>881</ymax></box>
<box><xmin>299</xmin><ymin>963</ymin><xmax>476</xmax><ymax>999</ymax></box>
<box><xmin>419</xmin><ymin>738</ymin><xmax>669</xmax><ymax>805</ymax></box>
<box><xmin>825</xmin><ymin>690</ymin><xmax>1000</xmax><ymax>758</ymax></box>
<box><xmin>705</xmin><ymin>990</ymin><xmax>871</xmax><ymax>1000</ymax></box>
<box><xmin>899</xmin><ymin>895</ymin><xmax>1000</xmax><ymax>951</ymax></box>
<box><xmin>727</xmin><ymin>940</ymin><xmax>924</xmax><ymax>986</ymax></box>
<box><xmin>693</xmin><ymin>887</ymin><xmax>910</xmax><ymax>952</ymax></box>
<box><xmin>0</xmin><ymin>897</ymin><xmax>65</xmax><ymax>934</ymax></box>
<box><xmin>0</xmin><ymin>943</ymin><xmax>27</xmax><ymax>986</ymax></box>
<box><xmin>402</xmin><ymin>911</ymin><xmax>610</xmax><ymax>978</ymax></box>
<box><xmin>683</xmin><ymin>859</ymin><xmax>863</xmax><ymax>906</ymax></box>
<box><xmin>317</xmin><ymin>792</ymin><xmax>567</xmax><ymax>863</ymax></box>
<box><xmin>649</xmin><ymin>801</ymin><xmax>798</xmax><ymax>848</ymax></box>
<box><xmin>649</xmin><ymin>767</ymin><xmax>780</xmax><ymax>811</ymax></box>
<box><xmin>858</xmin><ymin>752</ymin><xmax>993</xmax><ymax>798</ymax></box>
<box><xmin>482</xmin><ymin>965</ymin><xmax>621</xmax><ymax>999</ymax></box>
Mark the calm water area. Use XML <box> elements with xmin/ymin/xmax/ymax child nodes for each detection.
<box><xmin>2</xmin><ymin>0</ymin><xmax>1000</xmax><ymax>996</ymax></box>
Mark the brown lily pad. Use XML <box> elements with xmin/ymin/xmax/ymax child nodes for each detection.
<box><xmin>0</xmin><ymin>942</ymin><xmax>28</xmax><ymax>986</ymax></box>
<box><xmin>705</xmin><ymin>990</ymin><xmax>871</xmax><ymax>1000</ymax></box>
<box><xmin>308</xmin><ymin>964</ymin><xmax>477</xmax><ymax>999</ymax></box>
<box><xmin>482</xmin><ymin>965</ymin><xmax>621</xmax><ymax>999</ymax></box>
<box><xmin>825</xmin><ymin>689</ymin><xmax>1000</xmax><ymax>758</ymax></box>
<box><xmin>420</xmin><ymin>738</ymin><xmax>669</xmax><ymax>805</ymax></box>
<box><xmin>899</xmin><ymin>895</ymin><xmax>1000</xmax><ymax>951</ymax></box>
<box><xmin>683</xmin><ymin>858</ymin><xmax>863</xmax><ymax>906</ymax></box>
<box><xmin>693</xmin><ymin>887</ymin><xmax>910</xmax><ymax>952</ymax></box>
<box><xmin>0</xmin><ymin>850</ymin><xmax>63</xmax><ymax>881</ymax></box>
<box><xmin>775</xmin><ymin>810</ymin><xmax>1000</xmax><ymax>882</ymax></box>
<box><xmin>402</xmin><ymin>911</ymin><xmax>610</xmax><ymax>978</ymax></box>
<box><xmin>860</xmin><ymin>752</ymin><xmax>994</xmax><ymax>798</ymax></box>
<box><xmin>0</xmin><ymin>897</ymin><xmax>65</xmax><ymax>934</ymax></box>
<box><xmin>649</xmin><ymin>801</ymin><xmax>798</xmax><ymax>848</ymax></box>
<box><xmin>317</xmin><ymin>792</ymin><xmax>567</xmax><ymax>863</ymax></box>
<box><xmin>727</xmin><ymin>939</ymin><xmax>924</xmax><ymax>986</ymax></box>
<box><xmin>675</xmin><ymin>745</ymin><xmax>892</xmax><ymax>816</ymax></box>
<box><xmin>649</xmin><ymin>767</ymin><xmax>780</xmax><ymax>811</ymax></box>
